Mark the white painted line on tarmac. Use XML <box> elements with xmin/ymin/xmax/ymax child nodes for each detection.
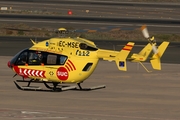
<box><xmin>23</xmin><ymin>117</ymin><xmax>67</xmax><ymax>119</ymax></box>
<box><xmin>21</xmin><ymin>111</ymin><xmax>46</xmax><ymax>114</ymax></box>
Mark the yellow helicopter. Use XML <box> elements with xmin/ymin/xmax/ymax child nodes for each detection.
<box><xmin>7</xmin><ymin>25</ymin><xmax>169</xmax><ymax>92</ymax></box>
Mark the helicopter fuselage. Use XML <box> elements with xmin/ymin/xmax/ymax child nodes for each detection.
<box><xmin>8</xmin><ymin>37</ymin><xmax>100</xmax><ymax>83</ymax></box>
<box><xmin>8</xmin><ymin>49</ymin><xmax>99</xmax><ymax>83</ymax></box>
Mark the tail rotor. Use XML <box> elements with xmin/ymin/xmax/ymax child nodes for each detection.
<box><xmin>141</xmin><ymin>25</ymin><xmax>159</xmax><ymax>56</ymax></box>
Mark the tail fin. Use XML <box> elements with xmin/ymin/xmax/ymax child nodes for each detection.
<box><xmin>115</xmin><ymin>42</ymin><xmax>135</xmax><ymax>71</ymax></box>
<box><xmin>129</xmin><ymin>43</ymin><xmax>152</xmax><ymax>62</ymax></box>
<box><xmin>138</xmin><ymin>43</ymin><xmax>152</xmax><ymax>61</ymax></box>
<box><xmin>150</xmin><ymin>41</ymin><xmax>169</xmax><ymax>70</ymax></box>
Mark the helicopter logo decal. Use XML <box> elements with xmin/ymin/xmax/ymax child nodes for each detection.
<box><xmin>59</xmin><ymin>40</ymin><xmax>79</xmax><ymax>48</ymax></box>
<box><xmin>57</xmin><ymin>67</ymin><xmax>68</xmax><ymax>80</ymax></box>
<box><xmin>56</xmin><ymin>59</ymin><xmax>76</xmax><ymax>81</ymax></box>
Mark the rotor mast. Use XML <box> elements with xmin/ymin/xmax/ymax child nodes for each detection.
<box><xmin>56</xmin><ymin>28</ymin><xmax>69</xmax><ymax>38</ymax></box>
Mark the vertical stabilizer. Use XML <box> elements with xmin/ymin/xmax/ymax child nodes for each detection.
<box><xmin>128</xmin><ymin>43</ymin><xmax>152</xmax><ymax>62</ymax></box>
<box><xmin>138</xmin><ymin>43</ymin><xmax>152</xmax><ymax>61</ymax></box>
<box><xmin>150</xmin><ymin>41</ymin><xmax>169</xmax><ymax>70</ymax></box>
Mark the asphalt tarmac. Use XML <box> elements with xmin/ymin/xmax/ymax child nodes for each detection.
<box><xmin>0</xmin><ymin>37</ymin><xmax>180</xmax><ymax>120</ymax></box>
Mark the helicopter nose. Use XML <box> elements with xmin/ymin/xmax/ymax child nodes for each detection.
<box><xmin>7</xmin><ymin>61</ymin><xmax>12</xmax><ymax>68</ymax></box>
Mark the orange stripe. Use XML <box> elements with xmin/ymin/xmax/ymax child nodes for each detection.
<box><xmin>126</xmin><ymin>44</ymin><xmax>133</xmax><ymax>47</ymax></box>
<box><xmin>141</xmin><ymin>25</ymin><xmax>146</xmax><ymax>31</ymax></box>
<box><xmin>123</xmin><ymin>46</ymin><xmax>132</xmax><ymax>50</ymax></box>
<box><xmin>123</xmin><ymin>45</ymin><xmax>133</xmax><ymax>51</ymax></box>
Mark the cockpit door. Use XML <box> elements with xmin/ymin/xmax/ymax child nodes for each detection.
<box><xmin>13</xmin><ymin>50</ymin><xmax>45</xmax><ymax>79</ymax></box>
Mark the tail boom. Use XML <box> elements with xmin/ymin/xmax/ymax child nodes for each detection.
<box><xmin>97</xmin><ymin>42</ymin><xmax>135</xmax><ymax>71</ymax></box>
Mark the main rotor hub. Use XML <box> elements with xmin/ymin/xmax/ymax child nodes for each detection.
<box><xmin>56</xmin><ymin>28</ymin><xmax>69</xmax><ymax>37</ymax></box>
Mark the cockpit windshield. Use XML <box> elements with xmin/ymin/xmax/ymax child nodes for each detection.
<box><xmin>10</xmin><ymin>48</ymin><xmax>29</xmax><ymax>66</ymax></box>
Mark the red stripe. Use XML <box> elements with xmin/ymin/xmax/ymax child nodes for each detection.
<box><xmin>122</xmin><ymin>48</ymin><xmax>131</xmax><ymax>51</ymax></box>
<box><xmin>42</xmin><ymin>71</ymin><xmax>46</xmax><ymax>78</ymax></box>
<box><xmin>66</xmin><ymin>62</ymin><xmax>73</xmax><ymax>71</ymax></box>
<box><xmin>68</xmin><ymin>60</ymin><xmax>76</xmax><ymax>70</ymax></box>
<box><xmin>126</xmin><ymin>44</ymin><xmax>133</xmax><ymax>47</ymax></box>
<box><xmin>13</xmin><ymin>67</ymin><xmax>46</xmax><ymax>78</ymax></box>
<box><xmin>65</xmin><ymin>65</ymin><xmax>70</xmax><ymax>71</ymax></box>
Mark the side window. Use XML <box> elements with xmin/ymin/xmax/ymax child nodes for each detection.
<box><xmin>16</xmin><ymin>51</ymin><xmax>28</xmax><ymax>65</ymax></box>
<box><xmin>59</xmin><ymin>55</ymin><xmax>67</xmax><ymax>65</ymax></box>
<box><xmin>44</xmin><ymin>53</ymin><xmax>67</xmax><ymax>65</ymax></box>
<box><xmin>28</xmin><ymin>51</ymin><xmax>43</xmax><ymax>65</ymax></box>
<box><xmin>47</xmin><ymin>54</ymin><xmax>57</xmax><ymax>65</ymax></box>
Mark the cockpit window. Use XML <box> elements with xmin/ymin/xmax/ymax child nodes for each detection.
<box><xmin>79</xmin><ymin>43</ymin><xmax>98</xmax><ymax>51</ymax></box>
<box><xmin>16</xmin><ymin>51</ymin><xmax>28</xmax><ymax>65</ymax></box>
<box><xmin>28</xmin><ymin>51</ymin><xmax>42</xmax><ymax>65</ymax></box>
<box><xmin>59</xmin><ymin>56</ymin><xmax>67</xmax><ymax>65</ymax></box>
<box><xmin>10</xmin><ymin>48</ymin><xmax>28</xmax><ymax>65</ymax></box>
